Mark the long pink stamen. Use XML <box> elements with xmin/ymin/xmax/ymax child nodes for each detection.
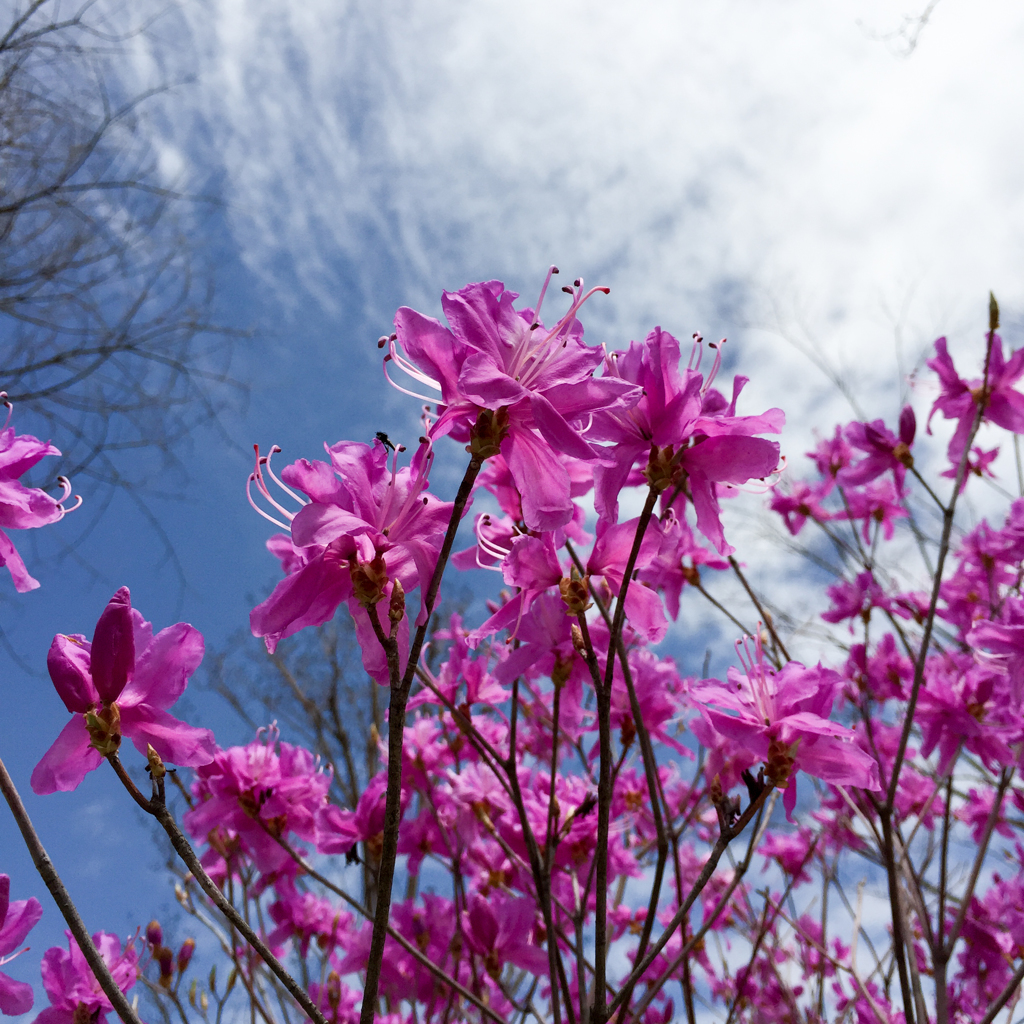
<box><xmin>54</xmin><ymin>477</ymin><xmax>82</xmax><ymax>516</ymax></box>
<box><xmin>383</xmin><ymin>357</ymin><xmax>442</xmax><ymax>403</ymax></box>
<box><xmin>376</xmin><ymin>448</ymin><xmax>403</xmax><ymax>530</ymax></box>
<box><xmin>386</xmin><ymin>443</ymin><xmax>436</xmax><ymax>537</ymax></box>
<box><xmin>0</xmin><ymin>946</ymin><xmax>30</xmax><ymax>968</ymax></box>
<box><xmin>264</xmin><ymin>445</ymin><xmax>307</xmax><ymax>507</ymax></box>
<box><xmin>248</xmin><ymin>445</ymin><xmax>298</xmax><ymax>528</ymax></box>
<box><xmin>247</xmin><ymin>474</ymin><xmax>291</xmax><ymax>530</ymax></box>
<box><xmin>531</xmin><ymin>265</ymin><xmax>559</xmax><ymax>324</ymax></box>
<box><xmin>701</xmin><ymin>338</ymin><xmax>726</xmax><ymax>395</ymax></box>
<box><xmin>387</xmin><ymin>340</ymin><xmax>443</xmax><ymax>392</ymax></box>
<box><xmin>0</xmin><ymin>392</ymin><xmax>11</xmax><ymax>431</ymax></box>
<box><xmin>474</xmin><ymin>516</ymin><xmax>516</xmax><ymax>566</ymax></box>
<box><xmin>687</xmin><ymin>333</ymin><xmax>704</xmax><ymax>372</ymax></box>
<box><xmin>514</xmin><ymin>280</ymin><xmax>609</xmax><ymax>390</ymax></box>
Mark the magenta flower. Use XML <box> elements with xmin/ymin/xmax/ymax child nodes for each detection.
<box><xmin>927</xmin><ymin>333</ymin><xmax>1024</xmax><ymax>467</ymax></box>
<box><xmin>916</xmin><ymin>658</ymin><xmax>1017</xmax><ymax>775</ymax></box>
<box><xmin>32</xmin><ymin>932</ymin><xmax>137</xmax><ymax>1024</ymax></box>
<box><xmin>184</xmin><ymin>725</ymin><xmax>332</xmax><ymax>876</ymax></box>
<box><xmin>834</xmin><ymin>477</ymin><xmax>909</xmax><ymax>543</ymax></box>
<box><xmin>636</xmin><ymin>509</ymin><xmax>729</xmax><ymax>619</ymax></box>
<box><xmin>462</xmin><ymin>893</ymin><xmax>548</xmax><ymax>978</ymax></box>
<box><xmin>590</xmin><ymin>328</ymin><xmax>783</xmax><ymax>551</ymax></box>
<box><xmin>690</xmin><ymin>635</ymin><xmax>881</xmax><ymax>817</ymax></box>
<box><xmin>838</xmin><ymin>407</ymin><xmax>916</xmax><ymax>490</ymax></box>
<box><xmin>0</xmin><ymin>875</ymin><xmax>42</xmax><ymax>1016</ymax></box>
<box><xmin>769</xmin><ymin>479</ymin><xmax>832</xmax><ymax>537</ymax></box>
<box><xmin>468</xmin><ymin>532</ymin><xmax>565</xmax><ymax>644</ymax></box>
<box><xmin>586</xmin><ymin>516</ymin><xmax>666</xmax><ymax>642</ymax></box>
<box><xmin>0</xmin><ymin>398</ymin><xmax>77</xmax><ymax>593</ymax></box>
<box><xmin>31</xmin><ymin>587</ymin><xmax>216</xmax><ymax>794</ymax></box>
<box><xmin>267</xmin><ymin>880</ymin><xmax>352</xmax><ymax>957</ymax></box>
<box><xmin>249</xmin><ymin>438</ymin><xmax>452</xmax><ymax>653</ymax></box>
<box><xmin>387</xmin><ymin>272</ymin><xmax>643</xmax><ymax>531</ymax></box>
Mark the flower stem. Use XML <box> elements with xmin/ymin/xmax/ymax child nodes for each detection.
<box><xmin>360</xmin><ymin>451</ymin><xmax>484</xmax><ymax>1024</ymax></box>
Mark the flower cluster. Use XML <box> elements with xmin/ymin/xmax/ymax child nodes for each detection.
<box><xmin>20</xmin><ymin>278</ymin><xmax>1024</xmax><ymax>1024</ymax></box>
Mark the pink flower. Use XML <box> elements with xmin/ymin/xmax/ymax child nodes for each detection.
<box><xmin>462</xmin><ymin>893</ymin><xmax>548</xmax><ymax>978</ymax></box>
<box><xmin>769</xmin><ymin>479</ymin><xmax>832</xmax><ymax>537</ymax></box>
<box><xmin>834</xmin><ymin>477</ymin><xmax>908</xmax><ymax>542</ymax></box>
<box><xmin>636</xmin><ymin>509</ymin><xmax>729</xmax><ymax>619</ymax></box>
<box><xmin>838</xmin><ymin>407</ymin><xmax>916</xmax><ymax>490</ymax></box>
<box><xmin>267</xmin><ymin>880</ymin><xmax>352</xmax><ymax>957</ymax></box>
<box><xmin>31</xmin><ymin>588</ymin><xmax>216</xmax><ymax>794</ymax></box>
<box><xmin>32</xmin><ymin>932</ymin><xmax>138</xmax><ymax>1024</ymax></box>
<box><xmin>690</xmin><ymin>635</ymin><xmax>881</xmax><ymax>817</ymax></box>
<box><xmin>916</xmin><ymin>657</ymin><xmax>1017</xmax><ymax>774</ymax></box>
<box><xmin>468</xmin><ymin>532</ymin><xmax>565</xmax><ymax>645</ymax></box>
<box><xmin>0</xmin><ymin>398</ymin><xmax>77</xmax><ymax>593</ymax></box>
<box><xmin>387</xmin><ymin>273</ymin><xmax>642</xmax><ymax>531</ymax></box>
<box><xmin>927</xmin><ymin>333</ymin><xmax>1024</xmax><ymax>467</ymax></box>
<box><xmin>586</xmin><ymin>516</ymin><xmax>666</xmax><ymax>642</ymax></box>
<box><xmin>0</xmin><ymin>875</ymin><xmax>42</xmax><ymax>1016</ymax></box>
<box><xmin>821</xmin><ymin>571</ymin><xmax>908</xmax><ymax>628</ymax></box>
<box><xmin>590</xmin><ymin>328</ymin><xmax>783</xmax><ymax>551</ymax></box>
<box><xmin>184</xmin><ymin>725</ymin><xmax>332</xmax><ymax>876</ymax></box>
<box><xmin>249</xmin><ymin>438</ymin><xmax>452</xmax><ymax>653</ymax></box>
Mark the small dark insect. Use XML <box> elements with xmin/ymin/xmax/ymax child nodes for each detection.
<box><xmin>375</xmin><ymin>431</ymin><xmax>396</xmax><ymax>452</ymax></box>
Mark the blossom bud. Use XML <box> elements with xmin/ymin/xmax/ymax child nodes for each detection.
<box><xmin>559</xmin><ymin>573</ymin><xmax>591</xmax><ymax>615</ymax></box>
<box><xmin>620</xmin><ymin>715</ymin><xmax>636</xmax><ymax>751</ymax></box>
<box><xmin>709</xmin><ymin>774</ymin><xmax>724</xmax><ymax>807</ymax></box>
<box><xmin>388</xmin><ymin>578</ymin><xmax>406</xmax><ymax>627</ymax></box>
<box><xmin>350</xmin><ymin>553</ymin><xmax>388</xmax><ymax>608</ymax></box>
<box><xmin>177</xmin><ymin>938</ymin><xmax>196</xmax><ymax>973</ymax></box>
<box><xmin>765</xmin><ymin>737</ymin><xmax>799</xmax><ymax>788</ymax></box>
<box><xmin>91</xmin><ymin>587</ymin><xmax>135</xmax><ymax>702</ymax></box>
<box><xmin>467</xmin><ymin>407</ymin><xmax>510</xmax><ymax>460</ymax></box>
<box><xmin>643</xmin><ymin>444</ymin><xmax>680</xmax><ymax>492</ymax></box>
<box><xmin>552</xmin><ymin>652</ymin><xmax>575</xmax><ymax>688</ymax></box>
<box><xmin>84</xmin><ymin>703</ymin><xmax>121</xmax><ymax>755</ymax></box>
<box><xmin>157</xmin><ymin>946</ymin><xmax>174</xmax><ymax>988</ymax></box>
<box><xmin>325</xmin><ymin>971</ymin><xmax>341</xmax><ymax>1011</ymax></box>
<box><xmin>571</xmin><ymin>623</ymin><xmax>586</xmax><ymax>655</ymax></box>
<box><xmin>146</xmin><ymin>920</ymin><xmax>163</xmax><ymax>947</ymax></box>
<box><xmin>147</xmin><ymin>744</ymin><xmax>166</xmax><ymax>780</ymax></box>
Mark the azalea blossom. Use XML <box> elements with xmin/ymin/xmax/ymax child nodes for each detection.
<box><xmin>249</xmin><ymin>437</ymin><xmax>452</xmax><ymax>653</ymax></box>
<box><xmin>589</xmin><ymin>327</ymin><xmax>783</xmax><ymax>551</ymax></box>
<box><xmin>462</xmin><ymin>893</ymin><xmax>548</xmax><ymax>978</ymax></box>
<box><xmin>0</xmin><ymin>396</ymin><xmax>78</xmax><ymax>593</ymax></box>
<box><xmin>690</xmin><ymin>634</ymin><xmax>881</xmax><ymax>817</ymax></box>
<box><xmin>32</xmin><ymin>932</ymin><xmax>137</xmax><ymax>1024</ymax></box>
<box><xmin>838</xmin><ymin>407</ymin><xmax>916</xmax><ymax>490</ymax></box>
<box><xmin>31</xmin><ymin>587</ymin><xmax>216</xmax><ymax>794</ymax></box>
<box><xmin>927</xmin><ymin>332</ymin><xmax>1024</xmax><ymax>467</ymax></box>
<box><xmin>184</xmin><ymin>725</ymin><xmax>332</xmax><ymax>877</ymax></box>
<box><xmin>387</xmin><ymin>272</ymin><xmax>643</xmax><ymax>531</ymax></box>
<box><xmin>0</xmin><ymin>875</ymin><xmax>42</xmax><ymax>1016</ymax></box>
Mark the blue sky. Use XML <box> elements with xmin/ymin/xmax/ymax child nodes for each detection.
<box><xmin>4</xmin><ymin>0</ymin><xmax>1024</xmax><ymax>1013</ymax></box>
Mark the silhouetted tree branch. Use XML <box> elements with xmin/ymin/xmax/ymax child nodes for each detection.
<box><xmin>0</xmin><ymin>0</ymin><xmax>245</xmax><ymax>507</ymax></box>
